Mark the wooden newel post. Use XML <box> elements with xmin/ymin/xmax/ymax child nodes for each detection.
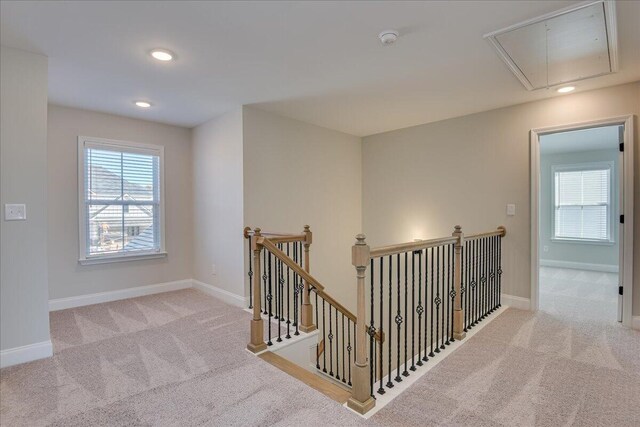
<box><xmin>300</xmin><ymin>225</ymin><xmax>317</xmax><ymax>332</ymax></box>
<box><xmin>347</xmin><ymin>234</ymin><xmax>375</xmax><ymax>414</ymax></box>
<box><xmin>247</xmin><ymin>228</ymin><xmax>267</xmax><ymax>353</ymax></box>
<box><xmin>452</xmin><ymin>225</ymin><xmax>466</xmax><ymax>340</ymax></box>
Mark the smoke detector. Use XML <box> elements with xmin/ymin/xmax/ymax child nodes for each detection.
<box><xmin>378</xmin><ymin>30</ymin><xmax>399</xmax><ymax>45</ymax></box>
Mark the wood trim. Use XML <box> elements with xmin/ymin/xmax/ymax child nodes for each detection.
<box><xmin>258</xmin><ymin>351</ymin><xmax>351</xmax><ymax>404</ymax></box>
<box><xmin>370</xmin><ymin>236</ymin><xmax>457</xmax><ymax>258</ymax></box>
<box><xmin>244</xmin><ymin>228</ymin><xmax>306</xmax><ymax>242</ymax></box>
<box><xmin>530</xmin><ymin>115</ymin><xmax>634</xmax><ymax>327</ymax></box>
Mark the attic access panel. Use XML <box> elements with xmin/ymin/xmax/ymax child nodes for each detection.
<box><xmin>485</xmin><ymin>1</ymin><xmax>618</xmax><ymax>90</ymax></box>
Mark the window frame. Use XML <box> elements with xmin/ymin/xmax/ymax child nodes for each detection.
<box><xmin>551</xmin><ymin>161</ymin><xmax>615</xmax><ymax>245</ymax></box>
<box><xmin>77</xmin><ymin>136</ymin><xmax>167</xmax><ymax>264</ymax></box>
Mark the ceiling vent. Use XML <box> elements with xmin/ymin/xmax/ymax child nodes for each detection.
<box><xmin>484</xmin><ymin>1</ymin><xmax>618</xmax><ymax>90</ymax></box>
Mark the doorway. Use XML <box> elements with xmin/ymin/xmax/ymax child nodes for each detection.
<box><xmin>530</xmin><ymin>116</ymin><xmax>634</xmax><ymax>327</ymax></box>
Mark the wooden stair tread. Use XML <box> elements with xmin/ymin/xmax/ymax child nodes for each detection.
<box><xmin>258</xmin><ymin>351</ymin><xmax>351</xmax><ymax>404</ymax></box>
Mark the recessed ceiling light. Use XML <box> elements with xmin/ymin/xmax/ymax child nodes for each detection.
<box><xmin>135</xmin><ymin>101</ymin><xmax>152</xmax><ymax>108</ymax></box>
<box><xmin>557</xmin><ymin>86</ymin><xmax>575</xmax><ymax>93</ymax></box>
<box><xmin>150</xmin><ymin>49</ymin><xmax>174</xmax><ymax>61</ymax></box>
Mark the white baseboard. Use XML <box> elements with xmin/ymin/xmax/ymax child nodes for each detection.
<box><xmin>633</xmin><ymin>316</ymin><xmax>640</xmax><ymax>331</ymax></box>
<box><xmin>191</xmin><ymin>280</ymin><xmax>247</xmax><ymax>308</ymax></box>
<box><xmin>501</xmin><ymin>294</ymin><xmax>531</xmax><ymax>310</ymax></box>
<box><xmin>49</xmin><ymin>279</ymin><xmax>193</xmax><ymax>311</ymax></box>
<box><xmin>1</xmin><ymin>340</ymin><xmax>53</xmax><ymax>369</ymax></box>
<box><xmin>540</xmin><ymin>259</ymin><xmax>618</xmax><ymax>273</ymax></box>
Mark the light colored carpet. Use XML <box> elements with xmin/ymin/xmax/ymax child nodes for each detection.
<box><xmin>0</xmin><ymin>289</ymin><xmax>362</xmax><ymax>426</ymax></box>
<box><xmin>539</xmin><ymin>266</ymin><xmax>619</xmax><ymax>324</ymax></box>
<box><xmin>2</xmin><ymin>289</ymin><xmax>638</xmax><ymax>426</ymax></box>
<box><xmin>371</xmin><ymin>308</ymin><xmax>640</xmax><ymax>426</ymax></box>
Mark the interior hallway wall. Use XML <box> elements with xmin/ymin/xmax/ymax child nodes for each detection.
<box><xmin>362</xmin><ymin>82</ymin><xmax>640</xmax><ymax>314</ymax></box>
<box><xmin>242</xmin><ymin>106</ymin><xmax>362</xmax><ymax>309</ymax></box>
<box><xmin>46</xmin><ymin>105</ymin><xmax>193</xmax><ymax>300</ymax></box>
<box><xmin>0</xmin><ymin>46</ymin><xmax>51</xmax><ymax>362</ymax></box>
<box><xmin>192</xmin><ymin>108</ymin><xmax>245</xmax><ymax>299</ymax></box>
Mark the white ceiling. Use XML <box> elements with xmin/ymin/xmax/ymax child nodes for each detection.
<box><xmin>540</xmin><ymin>125</ymin><xmax>620</xmax><ymax>154</ymax></box>
<box><xmin>1</xmin><ymin>1</ymin><xmax>639</xmax><ymax>136</ymax></box>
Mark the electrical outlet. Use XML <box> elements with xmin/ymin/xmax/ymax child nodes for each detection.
<box><xmin>4</xmin><ymin>204</ymin><xmax>26</xmax><ymax>221</ymax></box>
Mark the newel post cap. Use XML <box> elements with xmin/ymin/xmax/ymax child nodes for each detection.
<box><xmin>304</xmin><ymin>224</ymin><xmax>312</xmax><ymax>245</ymax></box>
<box><xmin>352</xmin><ymin>234</ymin><xmax>370</xmax><ymax>268</ymax></box>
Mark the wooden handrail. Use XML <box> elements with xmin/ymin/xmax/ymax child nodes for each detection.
<box><xmin>370</xmin><ymin>236</ymin><xmax>457</xmax><ymax>258</ymax></box>
<box><xmin>244</xmin><ymin>226</ymin><xmax>305</xmax><ymax>240</ymax></box>
<box><xmin>370</xmin><ymin>226</ymin><xmax>506</xmax><ymax>258</ymax></box>
<box><xmin>259</xmin><ymin>237</ymin><xmax>383</xmax><ymax>342</ymax></box>
<box><xmin>465</xmin><ymin>226</ymin><xmax>506</xmax><ymax>240</ymax></box>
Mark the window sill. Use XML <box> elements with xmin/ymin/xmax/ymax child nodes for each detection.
<box><xmin>550</xmin><ymin>238</ymin><xmax>615</xmax><ymax>246</ymax></box>
<box><xmin>79</xmin><ymin>252</ymin><xmax>167</xmax><ymax>265</ymax></box>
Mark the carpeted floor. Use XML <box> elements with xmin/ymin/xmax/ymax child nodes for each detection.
<box><xmin>1</xmin><ymin>289</ymin><xmax>639</xmax><ymax>426</ymax></box>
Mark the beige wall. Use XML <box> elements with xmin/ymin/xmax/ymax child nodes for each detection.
<box><xmin>243</xmin><ymin>106</ymin><xmax>362</xmax><ymax>309</ymax></box>
<box><xmin>192</xmin><ymin>108</ymin><xmax>245</xmax><ymax>297</ymax></box>
<box><xmin>47</xmin><ymin>105</ymin><xmax>193</xmax><ymax>299</ymax></box>
<box><xmin>363</xmin><ymin>82</ymin><xmax>640</xmax><ymax>314</ymax></box>
<box><xmin>1</xmin><ymin>46</ymin><xmax>51</xmax><ymax>353</ymax></box>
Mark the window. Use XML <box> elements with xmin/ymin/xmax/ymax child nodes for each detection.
<box><xmin>78</xmin><ymin>136</ymin><xmax>165</xmax><ymax>264</ymax></box>
<box><xmin>553</xmin><ymin>162</ymin><xmax>613</xmax><ymax>243</ymax></box>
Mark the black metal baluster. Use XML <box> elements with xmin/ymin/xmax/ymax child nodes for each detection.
<box><xmin>263</xmin><ymin>250</ymin><xmax>268</xmax><ymax>314</ymax></box>
<box><xmin>403</xmin><ymin>252</ymin><xmax>409</xmax><ymax>376</ymax></box>
<box><xmin>395</xmin><ymin>252</ymin><xmax>402</xmax><ymax>382</ymax></box>
<box><xmin>277</xmin><ymin>246</ymin><xmax>283</xmax><ymax>342</ymax></box>
<box><xmin>329</xmin><ymin>305</ymin><xmax>334</xmax><ymax>376</ymax></box>
<box><xmin>292</xmin><ymin>244</ymin><xmax>298</xmax><ymax>324</ymax></box>
<box><xmin>464</xmin><ymin>241</ymin><xmax>469</xmax><ymax>331</ymax></box>
<box><xmin>429</xmin><ymin>247</ymin><xmax>435</xmax><ymax>357</ymax></box>
<box><xmin>498</xmin><ymin>235</ymin><xmax>503</xmax><ymax>307</ymax></box>
<box><xmin>474</xmin><ymin>239</ymin><xmax>479</xmax><ymax>325</ymax></box>
<box><xmin>481</xmin><ymin>238</ymin><xmax>487</xmax><ymax>319</ymax></box>
<box><xmin>440</xmin><ymin>245</ymin><xmax>446</xmax><ymax>350</ymax></box>
<box><xmin>348</xmin><ymin>319</ymin><xmax>353</xmax><ymax>387</ymax></box>
<box><xmin>286</xmin><ymin>243</ymin><xmax>291</xmax><ymax>339</ymax></box>
<box><xmin>248</xmin><ymin>236</ymin><xmax>253</xmax><ymax>309</ymax></box>
<box><xmin>387</xmin><ymin>255</ymin><xmax>394</xmax><ymax>388</ymax></box>
<box><xmin>322</xmin><ymin>299</ymin><xmax>327</xmax><ymax>372</ymax></box>
<box><xmin>450</xmin><ymin>244</ymin><xmax>456</xmax><ymax>343</ymax></box>
<box><xmin>489</xmin><ymin>236</ymin><xmax>495</xmax><ymax>313</ymax></box>
<box><xmin>378</xmin><ymin>257</ymin><xmax>385</xmax><ymax>395</ymax></box>
<box><xmin>267</xmin><ymin>251</ymin><xmax>273</xmax><ymax>346</ymax></box>
<box><xmin>417</xmin><ymin>249</ymin><xmax>424</xmax><ymax>366</ymax></box>
<box><xmin>335</xmin><ymin>308</ymin><xmax>340</xmax><ymax>381</ymax></box>
<box><xmin>435</xmin><ymin>246</ymin><xmax>442</xmax><ymax>352</ymax></box>
<box><xmin>341</xmin><ymin>313</ymin><xmax>346</xmax><ymax>383</ymax></box>
<box><xmin>369</xmin><ymin>259</ymin><xmax>375</xmax><ymax>392</ymax></box>
<box><xmin>445</xmin><ymin>244</ymin><xmax>451</xmax><ymax>346</ymax></box>
<box><xmin>315</xmin><ymin>292</ymin><xmax>320</xmax><ymax>369</ymax></box>
<box><xmin>410</xmin><ymin>251</ymin><xmax>416</xmax><ymax>371</ymax></box>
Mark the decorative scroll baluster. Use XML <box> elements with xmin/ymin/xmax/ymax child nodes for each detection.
<box><xmin>449</xmin><ymin>243</ymin><xmax>456</xmax><ymax>342</ymax></box>
<box><xmin>348</xmin><ymin>319</ymin><xmax>353</xmax><ymax>386</ymax></box>
<box><xmin>341</xmin><ymin>313</ymin><xmax>346</xmax><ymax>382</ymax></box>
<box><xmin>498</xmin><ymin>227</ymin><xmax>504</xmax><ymax>308</ymax></box>
<box><xmin>417</xmin><ymin>250</ymin><xmax>425</xmax><ymax>365</ymax></box>
<box><xmin>410</xmin><ymin>251</ymin><xmax>416</xmax><ymax>371</ymax></box>
<box><xmin>286</xmin><ymin>243</ymin><xmax>291</xmax><ymax>339</ymax></box>
<box><xmin>429</xmin><ymin>247</ymin><xmax>435</xmax><ymax>357</ymax></box>
<box><xmin>276</xmin><ymin>245</ymin><xmax>283</xmax><ymax>343</ymax></box>
<box><xmin>445</xmin><ymin>244</ymin><xmax>451</xmax><ymax>346</ymax></box>
<box><xmin>267</xmin><ymin>251</ymin><xmax>273</xmax><ymax>346</ymax></box>
<box><xmin>394</xmin><ymin>253</ymin><xmax>402</xmax><ymax>383</ymax></box>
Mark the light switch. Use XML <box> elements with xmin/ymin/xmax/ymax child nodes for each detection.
<box><xmin>506</xmin><ymin>204</ymin><xmax>516</xmax><ymax>216</ymax></box>
<box><xmin>5</xmin><ymin>204</ymin><xmax>26</xmax><ymax>221</ymax></box>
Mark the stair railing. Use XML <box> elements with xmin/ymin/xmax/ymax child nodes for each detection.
<box><xmin>244</xmin><ymin>224</ymin><xmax>505</xmax><ymax>416</ymax></box>
<box><xmin>347</xmin><ymin>225</ymin><xmax>506</xmax><ymax>414</ymax></box>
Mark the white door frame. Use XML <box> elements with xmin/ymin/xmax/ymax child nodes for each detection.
<box><xmin>530</xmin><ymin>115</ymin><xmax>634</xmax><ymax>328</ymax></box>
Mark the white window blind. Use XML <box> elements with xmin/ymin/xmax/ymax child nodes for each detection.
<box><xmin>79</xmin><ymin>137</ymin><xmax>164</xmax><ymax>262</ymax></box>
<box><xmin>554</xmin><ymin>165</ymin><xmax>611</xmax><ymax>241</ymax></box>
